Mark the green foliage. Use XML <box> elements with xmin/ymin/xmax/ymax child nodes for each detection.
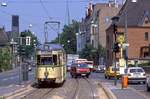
<box><xmin>0</xmin><ymin>47</ymin><xmax>11</xmax><ymax>71</ymax></box>
<box><xmin>79</xmin><ymin>44</ymin><xmax>106</xmax><ymax>65</ymax></box>
<box><xmin>19</xmin><ymin>30</ymin><xmax>38</xmax><ymax>58</ymax></box>
<box><xmin>138</xmin><ymin>61</ymin><xmax>150</xmax><ymax>67</ymax></box>
<box><xmin>51</xmin><ymin>20</ymin><xmax>79</xmax><ymax>54</ymax></box>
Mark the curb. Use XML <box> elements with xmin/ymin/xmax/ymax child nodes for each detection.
<box><xmin>98</xmin><ymin>82</ymin><xmax>117</xmax><ymax>99</ymax></box>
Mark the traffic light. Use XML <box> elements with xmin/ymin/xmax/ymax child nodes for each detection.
<box><xmin>113</xmin><ymin>42</ymin><xmax>120</xmax><ymax>53</ymax></box>
<box><xmin>26</xmin><ymin>36</ymin><xmax>31</xmax><ymax>45</ymax></box>
<box><xmin>17</xmin><ymin>45</ymin><xmax>25</xmax><ymax>56</ymax></box>
<box><xmin>113</xmin><ymin>24</ymin><xmax>118</xmax><ymax>33</ymax></box>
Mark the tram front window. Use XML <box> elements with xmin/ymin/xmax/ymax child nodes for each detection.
<box><xmin>41</xmin><ymin>57</ymin><xmax>53</xmax><ymax>65</ymax></box>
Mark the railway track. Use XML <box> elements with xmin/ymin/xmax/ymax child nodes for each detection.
<box><xmin>72</xmin><ymin>79</ymin><xmax>79</xmax><ymax>99</ymax></box>
<box><xmin>20</xmin><ymin>88</ymin><xmax>54</xmax><ymax>99</ymax></box>
<box><xmin>71</xmin><ymin>78</ymin><xmax>96</xmax><ymax>99</ymax></box>
<box><xmin>84</xmin><ymin>78</ymin><xmax>96</xmax><ymax>99</ymax></box>
<box><xmin>5</xmin><ymin>83</ymin><xmax>56</xmax><ymax>99</ymax></box>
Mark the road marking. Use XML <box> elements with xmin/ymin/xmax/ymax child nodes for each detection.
<box><xmin>2</xmin><ymin>78</ymin><xmax>8</xmax><ymax>81</ymax></box>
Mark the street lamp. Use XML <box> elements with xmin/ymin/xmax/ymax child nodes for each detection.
<box><xmin>111</xmin><ymin>16</ymin><xmax>119</xmax><ymax>86</ymax></box>
<box><xmin>67</xmin><ymin>40</ymin><xmax>70</xmax><ymax>43</ymax></box>
<box><xmin>124</xmin><ymin>0</ymin><xmax>137</xmax><ymax>70</ymax></box>
<box><xmin>1</xmin><ymin>2</ymin><xmax>7</xmax><ymax>7</ymax></box>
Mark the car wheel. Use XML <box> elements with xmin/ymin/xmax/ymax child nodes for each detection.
<box><xmin>71</xmin><ymin>75</ymin><xmax>74</xmax><ymax>78</ymax></box>
<box><xmin>105</xmin><ymin>75</ymin><xmax>107</xmax><ymax>79</ymax></box>
<box><xmin>147</xmin><ymin>84</ymin><xmax>150</xmax><ymax>92</ymax></box>
<box><xmin>75</xmin><ymin>75</ymin><xmax>78</xmax><ymax>78</ymax></box>
<box><xmin>86</xmin><ymin>75</ymin><xmax>89</xmax><ymax>78</ymax></box>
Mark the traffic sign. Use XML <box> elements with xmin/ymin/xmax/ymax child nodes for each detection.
<box><xmin>123</xmin><ymin>43</ymin><xmax>129</xmax><ymax>47</ymax></box>
<box><xmin>117</xmin><ymin>35</ymin><xmax>125</xmax><ymax>43</ymax></box>
<box><xmin>119</xmin><ymin>58</ymin><xmax>126</xmax><ymax>67</ymax></box>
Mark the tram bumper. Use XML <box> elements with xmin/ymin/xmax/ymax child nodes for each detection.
<box><xmin>38</xmin><ymin>78</ymin><xmax>56</xmax><ymax>83</ymax></box>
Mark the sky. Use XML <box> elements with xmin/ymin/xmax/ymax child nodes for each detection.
<box><xmin>0</xmin><ymin>0</ymin><xmax>114</xmax><ymax>43</ymax></box>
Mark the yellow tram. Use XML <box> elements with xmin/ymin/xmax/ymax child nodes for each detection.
<box><xmin>36</xmin><ymin>43</ymin><xmax>66</xmax><ymax>85</ymax></box>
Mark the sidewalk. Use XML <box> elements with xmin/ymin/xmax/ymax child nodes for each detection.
<box><xmin>99</xmin><ymin>82</ymin><xmax>149</xmax><ymax>99</ymax></box>
<box><xmin>0</xmin><ymin>81</ymin><xmax>31</xmax><ymax>97</ymax></box>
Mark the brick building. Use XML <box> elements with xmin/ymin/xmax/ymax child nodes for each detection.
<box><xmin>106</xmin><ymin>0</ymin><xmax>150</xmax><ymax>66</ymax></box>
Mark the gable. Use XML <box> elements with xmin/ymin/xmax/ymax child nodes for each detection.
<box><xmin>140</xmin><ymin>11</ymin><xmax>150</xmax><ymax>27</ymax></box>
<box><xmin>142</xmin><ymin>17</ymin><xmax>150</xmax><ymax>27</ymax></box>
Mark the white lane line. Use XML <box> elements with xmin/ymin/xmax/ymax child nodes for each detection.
<box><xmin>2</xmin><ymin>78</ymin><xmax>8</xmax><ymax>81</ymax></box>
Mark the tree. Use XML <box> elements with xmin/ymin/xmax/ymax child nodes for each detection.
<box><xmin>79</xmin><ymin>44</ymin><xmax>106</xmax><ymax>65</ymax></box>
<box><xmin>51</xmin><ymin>20</ymin><xmax>79</xmax><ymax>54</ymax></box>
<box><xmin>0</xmin><ymin>47</ymin><xmax>11</xmax><ymax>71</ymax></box>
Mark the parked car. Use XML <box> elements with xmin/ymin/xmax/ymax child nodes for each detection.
<box><xmin>70</xmin><ymin>63</ymin><xmax>91</xmax><ymax>78</ymax></box>
<box><xmin>104</xmin><ymin>66</ymin><xmax>120</xmax><ymax>79</ymax></box>
<box><xmin>126</xmin><ymin>67</ymin><xmax>146</xmax><ymax>84</ymax></box>
<box><xmin>146</xmin><ymin>76</ymin><xmax>150</xmax><ymax>91</ymax></box>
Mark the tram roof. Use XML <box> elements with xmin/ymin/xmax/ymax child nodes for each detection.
<box><xmin>37</xmin><ymin>43</ymin><xmax>64</xmax><ymax>51</ymax></box>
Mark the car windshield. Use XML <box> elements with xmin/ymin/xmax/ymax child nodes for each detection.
<box><xmin>130</xmin><ymin>68</ymin><xmax>144</xmax><ymax>73</ymax></box>
<box><xmin>78</xmin><ymin>63</ymin><xmax>88</xmax><ymax>68</ymax></box>
<box><xmin>112</xmin><ymin>68</ymin><xmax>119</xmax><ymax>71</ymax></box>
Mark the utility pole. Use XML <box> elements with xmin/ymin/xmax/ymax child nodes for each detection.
<box><xmin>124</xmin><ymin>11</ymin><xmax>128</xmax><ymax>70</ymax></box>
<box><xmin>111</xmin><ymin>16</ymin><xmax>119</xmax><ymax>86</ymax></box>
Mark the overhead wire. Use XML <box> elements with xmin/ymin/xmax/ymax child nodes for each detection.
<box><xmin>7</xmin><ymin>0</ymin><xmax>97</xmax><ymax>4</ymax></box>
<box><xmin>39</xmin><ymin>0</ymin><xmax>52</xmax><ymax>20</ymax></box>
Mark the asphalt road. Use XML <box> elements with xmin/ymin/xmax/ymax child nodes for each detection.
<box><xmin>0</xmin><ymin>67</ymin><xmax>35</xmax><ymax>86</ymax></box>
<box><xmin>0</xmin><ymin>69</ymin><xmax>149</xmax><ymax>99</ymax></box>
<box><xmin>4</xmin><ymin>72</ymin><xmax>108</xmax><ymax>99</ymax></box>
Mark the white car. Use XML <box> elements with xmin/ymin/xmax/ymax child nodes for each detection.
<box><xmin>126</xmin><ymin>67</ymin><xmax>146</xmax><ymax>84</ymax></box>
<box><xmin>147</xmin><ymin>76</ymin><xmax>150</xmax><ymax>91</ymax></box>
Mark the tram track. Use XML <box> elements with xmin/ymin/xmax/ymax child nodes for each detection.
<box><xmin>20</xmin><ymin>87</ymin><xmax>55</xmax><ymax>99</ymax></box>
<box><xmin>72</xmin><ymin>79</ymin><xmax>79</xmax><ymax>99</ymax></box>
<box><xmin>84</xmin><ymin>78</ymin><xmax>96</xmax><ymax>99</ymax></box>
<box><xmin>71</xmin><ymin>78</ymin><xmax>96</xmax><ymax>99</ymax></box>
<box><xmin>5</xmin><ymin>83</ymin><xmax>56</xmax><ymax>99</ymax></box>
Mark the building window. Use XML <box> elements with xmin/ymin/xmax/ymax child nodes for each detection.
<box><xmin>144</xmin><ymin>32</ymin><xmax>148</xmax><ymax>41</ymax></box>
<box><xmin>92</xmin><ymin>40</ymin><xmax>94</xmax><ymax>46</ymax></box>
<box><xmin>144</xmin><ymin>52</ymin><xmax>149</xmax><ymax>58</ymax></box>
<box><xmin>145</xmin><ymin>20</ymin><xmax>149</xmax><ymax>24</ymax></box>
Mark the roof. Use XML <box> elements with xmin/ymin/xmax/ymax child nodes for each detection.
<box><xmin>0</xmin><ymin>28</ymin><xmax>9</xmax><ymax>46</ymax></box>
<box><xmin>37</xmin><ymin>43</ymin><xmax>64</xmax><ymax>51</ymax></box>
<box><xmin>117</xmin><ymin>0</ymin><xmax>150</xmax><ymax>27</ymax></box>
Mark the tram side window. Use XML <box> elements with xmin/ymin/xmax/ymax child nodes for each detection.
<box><xmin>37</xmin><ymin>55</ymin><xmax>40</xmax><ymax>65</ymax></box>
<box><xmin>53</xmin><ymin>55</ymin><xmax>57</xmax><ymax>65</ymax></box>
